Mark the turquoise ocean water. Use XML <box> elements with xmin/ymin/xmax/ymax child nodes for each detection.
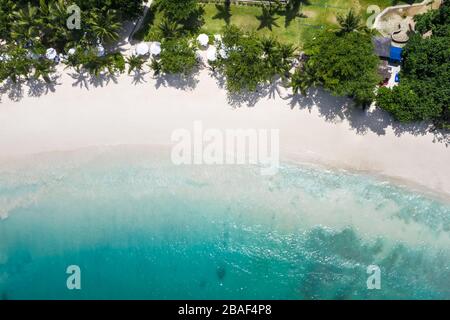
<box><xmin>0</xmin><ymin>146</ymin><xmax>449</xmax><ymax>300</ymax></box>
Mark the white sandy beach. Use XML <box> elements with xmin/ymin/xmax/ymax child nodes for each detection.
<box><xmin>0</xmin><ymin>67</ymin><xmax>449</xmax><ymax>198</ymax></box>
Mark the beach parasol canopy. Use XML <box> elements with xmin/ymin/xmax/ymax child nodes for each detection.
<box><xmin>218</xmin><ymin>48</ymin><xmax>228</xmax><ymax>59</ymax></box>
<box><xmin>0</xmin><ymin>53</ymin><xmax>11</xmax><ymax>62</ymax></box>
<box><xmin>197</xmin><ymin>34</ymin><xmax>209</xmax><ymax>47</ymax></box>
<box><xmin>45</xmin><ymin>48</ymin><xmax>57</xmax><ymax>60</ymax></box>
<box><xmin>206</xmin><ymin>47</ymin><xmax>217</xmax><ymax>62</ymax></box>
<box><xmin>150</xmin><ymin>42</ymin><xmax>161</xmax><ymax>56</ymax></box>
<box><xmin>26</xmin><ymin>50</ymin><xmax>39</xmax><ymax>60</ymax></box>
<box><xmin>195</xmin><ymin>50</ymin><xmax>203</xmax><ymax>62</ymax></box>
<box><xmin>96</xmin><ymin>44</ymin><xmax>105</xmax><ymax>57</ymax></box>
<box><xmin>136</xmin><ymin>43</ymin><xmax>149</xmax><ymax>56</ymax></box>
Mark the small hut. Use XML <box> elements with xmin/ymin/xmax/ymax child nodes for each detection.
<box><xmin>372</xmin><ymin>37</ymin><xmax>391</xmax><ymax>59</ymax></box>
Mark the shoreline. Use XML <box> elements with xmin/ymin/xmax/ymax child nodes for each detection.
<box><xmin>0</xmin><ymin>67</ymin><xmax>449</xmax><ymax>198</ymax></box>
<box><xmin>282</xmin><ymin>153</ymin><xmax>450</xmax><ymax>204</ymax></box>
<box><xmin>1</xmin><ymin>143</ymin><xmax>449</xmax><ymax>204</ymax></box>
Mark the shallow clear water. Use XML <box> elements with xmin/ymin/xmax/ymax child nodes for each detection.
<box><xmin>0</xmin><ymin>146</ymin><xmax>449</xmax><ymax>300</ymax></box>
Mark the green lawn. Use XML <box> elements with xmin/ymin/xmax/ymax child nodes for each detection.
<box><xmin>200</xmin><ymin>4</ymin><xmax>308</xmax><ymax>46</ymax></box>
<box><xmin>134</xmin><ymin>0</ymin><xmax>415</xmax><ymax>48</ymax></box>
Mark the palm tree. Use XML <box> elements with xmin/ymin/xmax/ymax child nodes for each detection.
<box><xmin>88</xmin><ymin>9</ymin><xmax>121</xmax><ymax>43</ymax></box>
<box><xmin>150</xmin><ymin>59</ymin><xmax>162</xmax><ymax>76</ymax></box>
<box><xmin>106</xmin><ymin>53</ymin><xmax>126</xmax><ymax>75</ymax></box>
<box><xmin>80</xmin><ymin>49</ymin><xmax>107</xmax><ymax>77</ymax></box>
<box><xmin>38</xmin><ymin>0</ymin><xmax>50</xmax><ymax>19</ymax></box>
<box><xmin>126</xmin><ymin>55</ymin><xmax>145</xmax><ymax>75</ymax></box>
<box><xmin>290</xmin><ymin>65</ymin><xmax>315</xmax><ymax>96</ymax></box>
<box><xmin>6</xmin><ymin>46</ymin><xmax>33</xmax><ymax>83</ymax></box>
<box><xmin>262</xmin><ymin>39</ymin><xmax>294</xmax><ymax>79</ymax></box>
<box><xmin>0</xmin><ymin>0</ymin><xmax>17</xmax><ymax>40</ymax></box>
<box><xmin>11</xmin><ymin>3</ymin><xmax>41</xmax><ymax>42</ymax></box>
<box><xmin>261</xmin><ymin>37</ymin><xmax>277</xmax><ymax>56</ymax></box>
<box><xmin>278</xmin><ymin>43</ymin><xmax>295</xmax><ymax>78</ymax></box>
<box><xmin>159</xmin><ymin>18</ymin><xmax>183</xmax><ymax>40</ymax></box>
<box><xmin>48</xmin><ymin>0</ymin><xmax>72</xmax><ymax>42</ymax></box>
<box><xmin>337</xmin><ymin>9</ymin><xmax>363</xmax><ymax>34</ymax></box>
<box><xmin>33</xmin><ymin>59</ymin><xmax>55</xmax><ymax>83</ymax></box>
<box><xmin>279</xmin><ymin>43</ymin><xmax>295</xmax><ymax>61</ymax></box>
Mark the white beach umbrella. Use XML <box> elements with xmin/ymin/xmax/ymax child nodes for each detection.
<box><xmin>96</xmin><ymin>44</ymin><xmax>105</xmax><ymax>57</ymax></box>
<box><xmin>136</xmin><ymin>43</ymin><xmax>149</xmax><ymax>56</ymax></box>
<box><xmin>26</xmin><ymin>50</ymin><xmax>39</xmax><ymax>60</ymax></box>
<box><xmin>67</xmin><ymin>48</ymin><xmax>76</xmax><ymax>56</ymax></box>
<box><xmin>0</xmin><ymin>53</ymin><xmax>10</xmax><ymax>62</ymax></box>
<box><xmin>195</xmin><ymin>50</ymin><xmax>203</xmax><ymax>62</ymax></box>
<box><xmin>218</xmin><ymin>48</ymin><xmax>228</xmax><ymax>59</ymax></box>
<box><xmin>206</xmin><ymin>47</ymin><xmax>217</xmax><ymax>62</ymax></box>
<box><xmin>197</xmin><ymin>34</ymin><xmax>209</xmax><ymax>47</ymax></box>
<box><xmin>150</xmin><ymin>42</ymin><xmax>161</xmax><ymax>56</ymax></box>
<box><xmin>45</xmin><ymin>48</ymin><xmax>57</xmax><ymax>60</ymax></box>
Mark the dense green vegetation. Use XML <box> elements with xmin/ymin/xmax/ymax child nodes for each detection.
<box><xmin>69</xmin><ymin>50</ymin><xmax>126</xmax><ymax>77</ymax></box>
<box><xmin>0</xmin><ymin>0</ymin><xmax>143</xmax><ymax>46</ymax></box>
<box><xmin>1</xmin><ymin>0</ymin><xmax>448</xmax><ymax>130</ymax></box>
<box><xmin>133</xmin><ymin>2</ymin><xmax>382</xmax><ymax>107</ymax></box>
<box><xmin>0</xmin><ymin>0</ymin><xmax>143</xmax><ymax>82</ymax></box>
<box><xmin>376</xmin><ymin>1</ymin><xmax>450</xmax><ymax>127</ymax></box>
<box><xmin>158</xmin><ymin>39</ymin><xmax>198</xmax><ymax>75</ymax></box>
<box><xmin>157</xmin><ymin>0</ymin><xmax>202</xmax><ymax>23</ymax></box>
<box><xmin>212</xmin><ymin>25</ymin><xmax>294</xmax><ymax>93</ymax></box>
<box><xmin>292</xmin><ymin>10</ymin><xmax>380</xmax><ymax>106</ymax></box>
<box><xmin>142</xmin><ymin>1</ymin><xmax>201</xmax><ymax>76</ymax></box>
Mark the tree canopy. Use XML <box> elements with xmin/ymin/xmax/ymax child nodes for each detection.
<box><xmin>159</xmin><ymin>39</ymin><xmax>198</xmax><ymax>75</ymax></box>
<box><xmin>0</xmin><ymin>0</ymin><xmax>143</xmax><ymax>49</ymax></box>
<box><xmin>156</xmin><ymin>0</ymin><xmax>203</xmax><ymax>31</ymax></box>
<box><xmin>376</xmin><ymin>1</ymin><xmax>450</xmax><ymax>128</ymax></box>
<box><xmin>157</xmin><ymin>0</ymin><xmax>199</xmax><ymax>21</ymax></box>
<box><xmin>214</xmin><ymin>25</ymin><xmax>294</xmax><ymax>93</ymax></box>
<box><xmin>0</xmin><ymin>0</ymin><xmax>140</xmax><ymax>84</ymax></box>
<box><xmin>300</xmin><ymin>30</ymin><xmax>380</xmax><ymax>106</ymax></box>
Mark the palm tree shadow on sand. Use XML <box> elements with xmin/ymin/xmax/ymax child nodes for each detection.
<box><xmin>68</xmin><ymin>70</ymin><xmax>119</xmax><ymax>89</ymax></box>
<box><xmin>226</xmin><ymin>77</ymin><xmax>289</xmax><ymax>108</ymax></box>
<box><xmin>69</xmin><ymin>71</ymin><xmax>90</xmax><ymax>90</ymax></box>
<box><xmin>131</xmin><ymin>70</ymin><xmax>149</xmax><ymax>85</ymax></box>
<box><xmin>284</xmin><ymin>87</ymin><xmax>449</xmax><ymax>146</ymax></box>
<box><xmin>89</xmin><ymin>73</ymin><xmax>119</xmax><ymax>88</ymax></box>
<box><xmin>0</xmin><ymin>76</ymin><xmax>61</xmax><ymax>102</ymax></box>
<box><xmin>154</xmin><ymin>69</ymin><xmax>200</xmax><ymax>91</ymax></box>
<box><xmin>1</xmin><ymin>69</ymin><xmax>447</xmax><ymax>146</ymax></box>
<box><xmin>225</xmin><ymin>82</ymin><xmax>448</xmax><ymax>146</ymax></box>
<box><xmin>0</xmin><ymin>81</ymin><xmax>25</xmax><ymax>102</ymax></box>
<box><xmin>26</xmin><ymin>76</ymin><xmax>61</xmax><ymax>97</ymax></box>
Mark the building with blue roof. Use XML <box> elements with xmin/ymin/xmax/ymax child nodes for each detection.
<box><xmin>389</xmin><ymin>46</ymin><xmax>403</xmax><ymax>63</ymax></box>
